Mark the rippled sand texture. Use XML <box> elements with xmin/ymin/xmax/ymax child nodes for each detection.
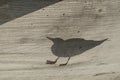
<box><xmin>0</xmin><ymin>0</ymin><xmax>120</xmax><ymax>80</ymax></box>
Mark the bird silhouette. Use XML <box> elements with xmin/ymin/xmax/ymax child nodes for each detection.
<box><xmin>46</xmin><ymin>37</ymin><xmax>108</xmax><ymax>66</ymax></box>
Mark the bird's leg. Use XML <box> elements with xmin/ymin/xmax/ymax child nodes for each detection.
<box><xmin>59</xmin><ymin>57</ymin><xmax>70</xmax><ymax>66</ymax></box>
<box><xmin>46</xmin><ymin>57</ymin><xmax>59</xmax><ymax>64</ymax></box>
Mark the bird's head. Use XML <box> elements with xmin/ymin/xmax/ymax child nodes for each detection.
<box><xmin>47</xmin><ymin>37</ymin><xmax>64</xmax><ymax>43</ymax></box>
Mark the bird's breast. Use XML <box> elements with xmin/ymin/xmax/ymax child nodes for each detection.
<box><xmin>52</xmin><ymin>43</ymin><xmax>70</xmax><ymax>56</ymax></box>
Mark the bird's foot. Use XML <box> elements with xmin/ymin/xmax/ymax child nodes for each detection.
<box><xmin>46</xmin><ymin>60</ymin><xmax>56</xmax><ymax>64</ymax></box>
<box><xmin>59</xmin><ymin>63</ymin><xmax>67</xmax><ymax>66</ymax></box>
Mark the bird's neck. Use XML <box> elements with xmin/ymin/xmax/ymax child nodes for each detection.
<box><xmin>53</xmin><ymin>41</ymin><xmax>64</xmax><ymax>45</ymax></box>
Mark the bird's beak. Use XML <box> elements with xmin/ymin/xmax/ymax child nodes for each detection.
<box><xmin>46</xmin><ymin>37</ymin><xmax>54</xmax><ymax>41</ymax></box>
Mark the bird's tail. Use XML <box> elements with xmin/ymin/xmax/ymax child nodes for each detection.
<box><xmin>102</xmin><ymin>38</ymin><xmax>109</xmax><ymax>42</ymax></box>
<box><xmin>98</xmin><ymin>38</ymin><xmax>109</xmax><ymax>44</ymax></box>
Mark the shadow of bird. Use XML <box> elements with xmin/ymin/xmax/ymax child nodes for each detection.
<box><xmin>46</xmin><ymin>37</ymin><xmax>108</xmax><ymax>66</ymax></box>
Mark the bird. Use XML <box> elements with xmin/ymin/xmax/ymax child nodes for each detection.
<box><xmin>46</xmin><ymin>37</ymin><xmax>108</xmax><ymax>66</ymax></box>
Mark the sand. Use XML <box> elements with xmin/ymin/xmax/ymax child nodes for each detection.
<box><xmin>0</xmin><ymin>0</ymin><xmax>120</xmax><ymax>80</ymax></box>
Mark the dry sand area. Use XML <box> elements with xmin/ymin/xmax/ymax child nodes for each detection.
<box><xmin>0</xmin><ymin>0</ymin><xmax>120</xmax><ymax>80</ymax></box>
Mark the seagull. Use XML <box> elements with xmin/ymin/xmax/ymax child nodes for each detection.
<box><xmin>46</xmin><ymin>37</ymin><xmax>108</xmax><ymax>66</ymax></box>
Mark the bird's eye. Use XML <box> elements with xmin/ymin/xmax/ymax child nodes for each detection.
<box><xmin>79</xmin><ymin>47</ymin><xmax>82</xmax><ymax>49</ymax></box>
